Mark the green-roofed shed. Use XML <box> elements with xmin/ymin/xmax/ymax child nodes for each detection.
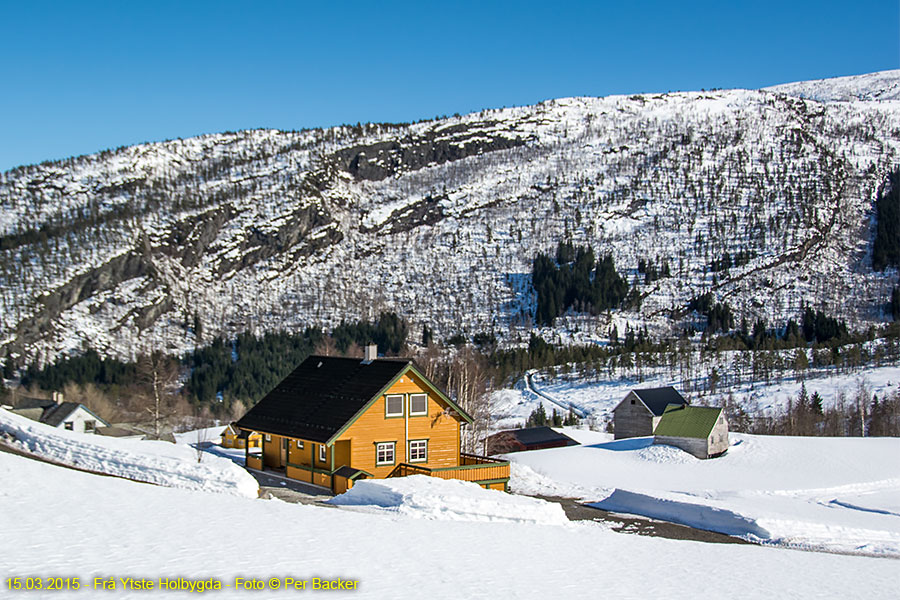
<box><xmin>653</xmin><ymin>404</ymin><xmax>729</xmax><ymax>459</ymax></box>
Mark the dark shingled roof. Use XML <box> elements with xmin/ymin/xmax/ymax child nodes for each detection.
<box><xmin>633</xmin><ymin>387</ymin><xmax>689</xmax><ymax>416</ymax></box>
<box><xmin>235</xmin><ymin>355</ymin><xmax>414</xmax><ymax>444</ymax></box>
<box><xmin>40</xmin><ymin>402</ymin><xmax>83</xmax><ymax>427</ymax></box>
<box><xmin>506</xmin><ymin>426</ymin><xmax>578</xmax><ymax>447</ymax></box>
<box><xmin>11</xmin><ymin>396</ymin><xmax>56</xmax><ymax>411</ymax></box>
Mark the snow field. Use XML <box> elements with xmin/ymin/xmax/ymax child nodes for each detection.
<box><xmin>1</xmin><ymin>450</ymin><xmax>898</xmax><ymax>600</ymax></box>
<box><xmin>504</xmin><ymin>430</ymin><xmax>900</xmax><ymax>557</ymax></box>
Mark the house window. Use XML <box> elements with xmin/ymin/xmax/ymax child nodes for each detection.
<box><xmin>84</xmin><ymin>420</ymin><xmax>95</xmax><ymax>433</ymax></box>
<box><xmin>385</xmin><ymin>394</ymin><xmax>404</xmax><ymax>417</ymax></box>
<box><xmin>408</xmin><ymin>439</ymin><xmax>427</xmax><ymax>463</ymax></box>
<box><xmin>265</xmin><ymin>434</ymin><xmax>271</xmax><ymax>441</ymax></box>
<box><xmin>64</xmin><ymin>422</ymin><xmax>73</xmax><ymax>430</ymax></box>
<box><xmin>296</xmin><ymin>440</ymin><xmax>304</xmax><ymax>449</ymax></box>
<box><xmin>409</xmin><ymin>394</ymin><xmax>427</xmax><ymax>416</ymax></box>
<box><xmin>375</xmin><ymin>442</ymin><xmax>395</xmax><ymax>465</ymax></box>
<box><xmin>319</xmin><ymin>444</ymin><xmax>327</xmax><ymax>463</ymax></box>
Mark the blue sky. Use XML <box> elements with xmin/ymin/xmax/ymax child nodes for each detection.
<box><xmin>1</xmin><ymin>0</ymin><xmax>897</xmax><ymax>172</ymax></box>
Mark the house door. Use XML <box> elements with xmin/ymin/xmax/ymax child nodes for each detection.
<box><xmin>280</xmin><ymin>438</ymin><xmax>288</xmax><ymax>467</ymax></box>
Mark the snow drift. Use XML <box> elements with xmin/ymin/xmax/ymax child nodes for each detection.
<box><xmin>329</xmin><ymin>475</ymin><xmax>569</xmax><ymax>525</ymax></box>
<box><xmin>0</xmin><ymin>408</ymin><xmax>258</xmax><ymax>498</ymax></box>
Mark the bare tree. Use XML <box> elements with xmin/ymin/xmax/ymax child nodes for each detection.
<box><xmin>135</xmin><ymin>352</ymin><xmax>181</xmax><ymax>440</ymax></box>
<box><xmin>443</xmin><ymin>347</ymin><xmax>493</xmax><ymax>454</ymax></box>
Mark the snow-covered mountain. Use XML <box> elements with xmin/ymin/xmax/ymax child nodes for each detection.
<box><xmin>1</xmin><ymin>71</ymin><xmax>899</xmax><ymax>366</ymax></box>
<box><xmin>766</xmin><ymin>69</ymin><xmax>900</xmax><ymax>102</ymax></box>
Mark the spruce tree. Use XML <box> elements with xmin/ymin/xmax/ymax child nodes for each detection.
<box><xmin>873</xmin><ymin>169</ymin><xmax>900</xmax><ymax>271</ymax></box>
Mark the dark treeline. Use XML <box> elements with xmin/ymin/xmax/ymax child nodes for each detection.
<box><xmin>872</xmin><ymin>168</ymin><xmax>899</xmax><ymax>272</ymax></box>
<box><xmin>185</xmin><ymin>328</ymin><xmax>324</xmax><ymax>406</ymax></box>
<box><xmin>533</xmin><ymin>241</ymin><xmax>629</xmax><ymax>326</ymax></box>
<box><xmin>709</xmin><ymin>249</ymin><xmax>755</xmax><ymax>273</ymax></box>
<box><xmin>20</xmin><ymin>312</ymin><xmax>411</xmax><ymax>410</ymax></box>
<box><xmin>21</xmin><ymin>349</ymin><xmax>136</xmax><ymax>390</ymax></box>
<box><xmin>490</xmin><ymin>332</ymin><xmax>670</xmax><ymax>383</ymax></box>
<box><xmin>332</xmin><ymin>312</ymin><xmax>408</xmax><ymax>355</ymax></box>
<box><xmin>727</xmin><ymin>383</ymin><xmax>900</xmax><ymax>437</ymax></box>
<box><xmin>637</xmin><ymin>256</ymin><xmax>671</xmax><ymax>283</ymax></box>
<box><xmin>689</xmin><ymin>293</ymin><xmax>735</xmax><ymax>333</ymax></box>
<box><xmin>523</xmin><ymin>403</ymin><xmax>579</xmax><ymax>428</ymax></box>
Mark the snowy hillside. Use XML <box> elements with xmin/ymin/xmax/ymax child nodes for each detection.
<box><xmin>1</xmin><ymin>72</ymin><xmax>899</xmax><ymax>367</ymax></box>
<box><xmin>766</xmin><ymin>69</ymin><xmax>900</xmax><ymax>102</ymax></box>
<box><xmin>2</xmin><ymin>448</ymin><xmax>898</xmax><ymax>599</ymax></box>
<box><xmin>0</xmin><ymin>408</ymin><xmax>257</xmax><ymax>497</ymax></box>
<box><xmin>492</xmin><ymin>357</ymin><xmax>900</xmax><ymax>430</ymax></box>
<box><xmin>508</xmin><ymin>429</ymin><xmax>900</xmax><ymax>557</ymax></box>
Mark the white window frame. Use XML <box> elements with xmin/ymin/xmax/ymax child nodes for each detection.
<box><xmin>375</xmin><ymin>442</ymin><xmax>395</xmax><ymax>466</ymax></box>
<box><xmin>319</xmin><ymin>444</ymin><xmax>327</xmax><ymax>463</ymax></box>
<box><xmin>408</xmin><ymin>439</ymin><xmax>428</xmax><ymax>463</ymax></box>
<box><xmin>265</xmin><ymin>434</ymin><xmax>271</xmax><ymax>442</ymax></box>
<box><xmin>409</xmin><ymin>393</ymin><xmax>428</xmax><ymax>416</ymax></box>
<box><xmin>296</xmin><ymin>440</ymin><xmax>304</xmax><ymax>449</ymax></box>
<box><xmin>385</xmin><ymin>394</ymin><xmax>404</xmax><ymax>417</ymax></box>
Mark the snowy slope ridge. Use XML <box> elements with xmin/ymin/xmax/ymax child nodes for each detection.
<box><xmin>4</xmin><ymin>452</ymin><xmax>898</xmax><ymax>600</ymax></box>
<box><xmin>507</xmin><ymin>431</ymin><xmax>900</xmax><ymax>557</ymax></box>
<box><xmin>328</xmin><ymin>475</ymin><xmax>568</xmax><ymax>525</ymax></box>
<box><xmin>0</xmin><ymin>408</ymin><xmax>258</xmax><ymax>497</ymax></box>
<box><xmin>1</xmin><ymin>71</ymin><xmax>899</xmax><ymax>366</ymax></box>
<box><xmin>766</xmin><ymin>69</ymin><xmax>900</xmax><ymax>102</ymax></box>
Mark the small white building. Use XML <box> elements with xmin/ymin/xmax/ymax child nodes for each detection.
<box><xmin>39</xmin><ymin>402</ymin><xmax>110</xmax><ymax>433</ymax></box>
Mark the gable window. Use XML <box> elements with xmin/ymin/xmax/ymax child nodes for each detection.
<box><xmin>84</xmin><ymin>420</ymin><xmax>96</xmax><ymax>433</ymax></box>
<box><xmin>408</xmin><ymin>439</ymin><xmax>428</xmax><ymax>463</ymax></box>
<box><xmin>375</xmin><ymin>442</ymin><xmax>395</xmax><ymax>466</ymax></box>
<box><xmin>319</xmin><ymin>444</ymin><xmax>327</xmax><ymax>463</ymax></box>
<box><xmin>64</xmin><ymin>422</ymin><xmax>74</xmax><ymax>430</ymax></box>
<box><xmin>385</xmin><ymin>394</ymin><xmax>404</xmax><ymax>417</ymax></box>
<box><xmin>409</xmin><ymin>394</ymin><xmax>427</xmax><ymax>416</ymax></box>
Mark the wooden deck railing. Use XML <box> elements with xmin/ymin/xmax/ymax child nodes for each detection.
<box><xmin>389</xmin><ymin>453</ymin><xmax>510</xmax><ymax>484</ymax></box>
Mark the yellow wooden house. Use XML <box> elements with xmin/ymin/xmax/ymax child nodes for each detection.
<box><xmin>220</xmin><ymin>423</ymin><xmax>261</xmax><ymax>449</ymax></box>
<box><xmin>235</xmin><ymin>350</ymin><xmax>509</xmax><ymax>494</ymax></box>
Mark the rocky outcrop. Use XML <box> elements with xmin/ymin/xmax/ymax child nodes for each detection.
<box><xmin>7</xmin><ymin>252</ymin><xmax>149</xmax><ymax>360</ymax></box>
<box><xmin>362</xmin><ymin>194</ymin><xmax>447</xmax><ymax>235</ymax></box>
<box><xmin>215</xmin><ymin>202</ymin><xmax>338</xmax><ymax>275</ymax></box>
<box><xmin>332</xmin><ymin>123</ymin><xmax>527</xmax><ymax>181</ymax></box>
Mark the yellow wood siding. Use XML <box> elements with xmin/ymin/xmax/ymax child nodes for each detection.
<box><xmin>334</xmin><ymin>440</ymin><xmax>351</xmax><ymax>468</ymax></box>
<box><xmin>288</xmin><ymin>438</ymin><xmax>312</xmax><ymax>466</ymax></box>
<box><xmin>428</xmin><ymin>463</ymin><xmax>510</xmax><ymax>482</ymax></box>
<box><xmin>262</xmin><ymin>434</ymin><xmax>283</xmax><ymax>468</ymax></box>
<box><xmin>286</xmin><ymin>464</ymin><xmax>312</xmax><ymax>483</ymax></box>
<box><xmin>336</xmin><ymin>370</ymin><xmax>463</xmax><ymax>478</ymax></box>
<box><xmin>333</xmin><ymin>475</ymin><xmax>349</xmax><ymax>495</ymax></box>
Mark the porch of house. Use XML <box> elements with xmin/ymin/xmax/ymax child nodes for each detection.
<box><xmin>389</xmin><ymin>453</ymin><xmax>511</xmax><ymax>491</ymax></box>
<box><xmin>244</xmin><ymin>449</ymin><xmax>510</xmax><ymax>492</ymax></box>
